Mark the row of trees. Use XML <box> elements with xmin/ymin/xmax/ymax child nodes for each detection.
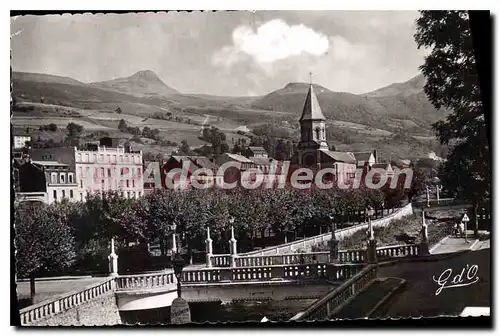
<box><xmin>15</xmin><ymin>185</ymin><xmax>409</xmax><ymax>285</ymax></box>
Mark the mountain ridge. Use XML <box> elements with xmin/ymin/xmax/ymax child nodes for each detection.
<box><xmin>90</xmin><ymin>70</ymin><xmax>180</xmax><ymax>97</ymax></box>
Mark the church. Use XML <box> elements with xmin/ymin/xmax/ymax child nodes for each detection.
<box><xmin>297</xmin><ymin>83</ymin><xmax>365</xmax><ymax>184</ymax></box>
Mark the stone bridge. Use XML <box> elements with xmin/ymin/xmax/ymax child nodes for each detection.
<box><xmin>19</xmin><ymin>242</ymin><xmax>423</xmax><ymax>326</ymax></box>
<box><xmin>19</xmin><ymin>202</ymin><xmax>440</xmax><ymax>326</ymax></box>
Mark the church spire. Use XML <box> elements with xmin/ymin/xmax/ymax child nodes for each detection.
<box><xmin>299</xmin><ymin>78</ymin><xmax>326</xmax><ymax>122</ymax></box>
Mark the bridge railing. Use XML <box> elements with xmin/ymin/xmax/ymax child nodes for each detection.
<box><xmin>19</xmin><ymin>277</ymin><xmax>115</xmax><ymax>326</ymax></box>
<box><xmin>115</xmin><ymin>272</ymin><xmax>176</xmax><ymax>290</ymax></box>
<box><xmin>377</xmin><ymin>244</ymin><xmax>419</xmax><ymax>261</ymax></box>
<box><xmin>238</xmin><ymin>203</ymin><xmax>413</xmax><ymax>257</ymax></box>
<box><xmin>210</xmin><ymin>254</ymin><xmax>232</xmax><ymax>267</ymax></box>
<box><xmin>114</xmin><ymin>263</ymin><xmax>365</xmax><ymax>288</ymax></box>
<box><xmin>412</xmin><ymin>198</ymin><xmax>468</xmax><ymax>209</ymax></box>
<box><xmin>289</xmin><ymin>264</ymin><xmax>377</xmax><ymax>322</ymax></box>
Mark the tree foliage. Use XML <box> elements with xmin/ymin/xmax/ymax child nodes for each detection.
<box><xmin>414</xmin><ymin>11</ymin><xmax>490</xmax><ymax>206</ymax></box>
<box><xmin>15</xmin><ymin>203</ymin><xmax>76</xmax><ymax>278</ymax></box>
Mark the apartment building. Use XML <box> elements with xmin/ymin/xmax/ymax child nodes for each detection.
<box><xmin>75</xmin><ymin>138</ymin><xmax>144</xmax><ymax>201</ymax></box>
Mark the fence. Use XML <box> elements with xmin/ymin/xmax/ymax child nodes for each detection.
<box><xmin>289</xmin><ymin>264</ymin><xmax>377</xmax><ymax>321</ymax></box>
<box><xmin>19</xmin><ymin>278</ymin><xmax>115</xmax><ymax>326</ymax></box>
<box><xmin>238</xmin><ymin>203</ymin><xmax>413</xmax><ymax>257</ymax></box>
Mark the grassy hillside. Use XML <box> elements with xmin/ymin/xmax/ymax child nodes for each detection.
<box><xmin>11</xmin><ymin>71</ymin><xmax>447</xmax><ymax>160</ymax></box>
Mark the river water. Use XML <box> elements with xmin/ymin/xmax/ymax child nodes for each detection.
<box><xmin>120</xmin><ymin>300</ymin><xmax>316</xmax><ymax>324</ymax></box>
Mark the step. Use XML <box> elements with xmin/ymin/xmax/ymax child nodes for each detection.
<box><xmin>333</xmin><ymin>277</ymin><xmax>405</xmax><ymax>319</ymax></box>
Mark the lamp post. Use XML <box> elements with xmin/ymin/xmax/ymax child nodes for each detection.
<box><xmin>328</xmin><ymin>214</ymin><xmax>339</xmax><ymax>262</ymax></box>
<box><xmin>366</xmin><ymin>206</ymin><xmax>376</xmax><ymax>263</ymax></box>
<box><xmin>172</xmin><ymin>252</ymin><xmax>185</xmax><ymax>298</ymax></box>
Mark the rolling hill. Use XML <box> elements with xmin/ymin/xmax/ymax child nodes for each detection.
<box><xmin>91</xmin><ymin>70</ymin><xmax>180</xmax><ymax>97</ymax></box>
<box><xmin>11</xmin><ymin>70</ymin><xmax>448</xmax><ymax>160</ymax></box>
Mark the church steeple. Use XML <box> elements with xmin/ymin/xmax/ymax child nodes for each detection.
<box><xmin>297</xmin><ymin>75</ymin><xmax>329</xmax><ymax>167</ymax></box>
<box><xmin>299</xmin><ymin>83</ymin><xmax>326</xmax><ymax>122</ymax></box>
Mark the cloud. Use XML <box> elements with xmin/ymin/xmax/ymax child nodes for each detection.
<box><xmin>212</xmin><ymin>19</ymin><xmax>329</xmax><ymax>67</ymax></box>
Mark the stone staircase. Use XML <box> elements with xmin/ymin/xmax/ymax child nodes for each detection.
<box><xmin>332</xmin><ymin>277</ymin><xmax>406</xmax><ymax>319</ymax></box>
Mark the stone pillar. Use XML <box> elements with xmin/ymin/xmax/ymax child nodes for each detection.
<box><xmin>229</xmin><ymin>226</ymin><xmax>238</xmax><ymax>268</ymax></box>
<box><xmin>426</xmin><ymin>186</ymin><xmax>430</xmax><ymax>207</ymax></box>
<box><xmin>418</xmin><ymin>210</ymin><xmax>430</xmax><ymax>255</ymax></box>
<box><xmin>171</xmin><ymin>231</ymin><xmax>177</xmax><ymax>254</ymax></box>
<box><xmin>436</xmin><ymin>185</ymin><xmax>441</xmax><ymax>203</ymax></box>
<box><xmin>205</xmin><ymin>226</ymin><xmax>213</xmax><ymax>268</ymax></box>
<box><xmin>366</xmin><ymin>217</ymin><xmax>377</xmax><ymax>264</ymax></box>
<box><xmin>108</xmin><ymin>238</ymin><xmax>118</xmax><ymax>277</ymax></box>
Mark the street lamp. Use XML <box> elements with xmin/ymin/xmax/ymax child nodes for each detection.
<box><xmin>328</xmin><ymin>214</ymin><xmax>339</xmax><ymax>262</ymax></box>
<box><xmin>366</xmin><ymin>206</ymin><xmax>377</xmax><ymax>264</ymax></box>
<box><xmin>172</xmin><ymin>252</ymin><xmax>185</xmax><ymax>298</ymax></box>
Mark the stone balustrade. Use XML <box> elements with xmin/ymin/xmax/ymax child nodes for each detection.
<box><xmin>376</xmin><ymin>244</ymin><xmax>419</xmax><ymax>261</ymax></box>
<box><xmin>210</xmin><ymin>254</ymin><xmax>232</xmax><ymax>267</ymax></box>
<box><xmin>19</xmin><ymin>278</ymin><xmax>115</xmax><ymax>326</ymax></box>
<box><xmin>115</xmin><ymin>272</ymin><xmax>176</xmax><ymax>290</ymax></box>
<box><xmin>289</xmin><ymin>264</ymin><xmax>377</xmax><ymax>321</ymax></box>
<box><xmin>238</xmin><ymin>203</ymin><xmax>413</xmax><ymax>257</ymax></box>
<box><xmin>338</xmin><ymin>249</ymin><xmax>366</xmax><ymax>263</ymax></box>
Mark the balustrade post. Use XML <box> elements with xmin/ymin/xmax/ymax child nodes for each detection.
<box><xmin>229</xmin><ymin>226</ymin><xmax>238</xmax><ymax>268</ymax></box>
<box><xmin>205</xmin><ymin>226</ymin><xmax>213</xmax><ymax>268</ymax></box>
<box><xmin>108</xmin><ymin>238</ymin><xmax>119</xmax><ymax>277</ymax></box>
<box><xmin>418</xmin><ymin>210</ymin><xmax>430</xmax><ymax>255</ymax></box>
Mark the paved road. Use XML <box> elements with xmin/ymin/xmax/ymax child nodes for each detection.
<box><xmin>377</xmin><ymin>248</ymin><xmax>491</xmax><ymax>318</ymax></box>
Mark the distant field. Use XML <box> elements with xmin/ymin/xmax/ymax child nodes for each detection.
<box><xmin>330</xmin><ymin>120</ymin><xmax>393</xmax><ymax>136</ymax></box>
<box><xmin>11</xmin><ymin>116</ymin><xmax>113</xmax><ymax>131</ymax></box>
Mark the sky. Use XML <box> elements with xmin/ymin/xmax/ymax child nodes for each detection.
<box><xmin>10</xmin><ymin>11</ymin><xmax>428</xmax><ymax>96</ymax></box>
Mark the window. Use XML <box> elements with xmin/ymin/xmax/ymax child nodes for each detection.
<box><xmin>108</xmin><ymin>168</ymin><xmax>111</xmax><ymax>177</ymax></box>
<box><xmin>60</xmin><ymin>173</ymin><xmax>66</xmax><ymax>183</ymax></box>
<box><xmin>315</xmin><ymin>127</ymin><xmax>320</xmax><ymax>140</ymax></box>
<box><xmin>80</xmin><ymin>180</ymin><xmax>83</xmax><ymax>188</ymax></box>
<box><xmin>137</xmin><ymin>168</ymin><xmax>141</xmax><ymax>176</ymax></box>
<box><xmin>126</xmin><ymin>180</ymin><xmax>130</xmax><ymax>188</ymax></box>
<box><xmin>101</xmin><ymin>167</ymin><xmax>105</xmax><ymax>177</ymax></box>
<box><xmin>107</xmin><ymin>154</ymin><xmax>110</xmax><ymax>162</ymax></box>
<box><xmin>62</xmin><ymin>190</ymin><xmax>66</xmax><ymax>198</ymax></box>
<box><xmin>127</xmin><ymin>191</ymin><xmax>131</xmax><ymax>198</ymax></box>
<box><xmin>80</xmin><ymin>193</ymin><xmax>83</xmax><ymax>201</ymax></box>
<box><xmin>70</xmin><ymin>190</ymin><xmax>74</xmax><ymax>198</ymax></box>
<box><xmin>51</xmin><ymin>173</ymin><xmax>57</xmax><ymax>184</ymax></box>
<box><xmin>100</xmin><ymin>154</ymin><xmax>104</xmax><ymax>162</ymax></box>
<box><xmin>132</xmin><ymin>180</ymin><xmax>135</xmax><ymax>188</ymax></box>
<box><xmin>101</xmin><ymin>179</ymin><xmax>105</xmax><ymax>189</ymax></box>
<box><xmin>68</xmin><ymin>173</ymin><xmax>74</xmax><ymax>183</ymax></box>
<box><xmin>53</xmin><ymin>190</ymin><xmax>57</xmax><ymax>200</ymax></box>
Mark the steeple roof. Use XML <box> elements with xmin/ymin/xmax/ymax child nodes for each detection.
<box><xmin>299</xmin><ymin>84</ymin><xmax>326</xmax><ymax>122</ymax></box>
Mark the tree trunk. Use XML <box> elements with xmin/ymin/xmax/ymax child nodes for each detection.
<box><xmin>30</xmin><ymin>273</ymin><xmax>36</xmax><ymax>305</ymax></box>
<box><xmin>160</xmin><ymin>239</ymin><xmax>165</xmax><ymax>256</ymax></box>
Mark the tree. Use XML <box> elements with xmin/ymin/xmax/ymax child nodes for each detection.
<box><xmin>415</xmin><ymin>11</ymin><xmax>490</xmax><ymax>237</ymax></box>
<box><xmin>67</xmin><ymin>122</ymin><xmax>84</xmax><ymax>137</ymax></box>
<box><xmin>176</xmin><ymin>140</ymin><xmax>194</xmax><ymax>156</ymax></box>
<box><xmin>15</xmin><ymin>203</ymin><xmax>76</xmax><ymax>303</ymax></box>
<box><xmin>118</xmin><ymin>119</ymin><xmax>128</xmax><ymax>131</ymax></box>
<box><xmin>115</xmin><ymin>106</ymin><xmax>122</xmax><ymax>114</ymax></box>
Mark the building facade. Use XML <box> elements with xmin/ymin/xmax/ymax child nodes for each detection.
<box><xmin>75</xmin><ymin>139</ymin><xmax>144</xmax><ymax>201</ymax></box>
<box><xmin>14</xmin><ymin>155</ymin><xmax>78</xmax><ymax>204</ymax></box>
<box><xmin>13</xmin><ymin>134</ymin><xmax>31</xmax><ymax>149</ymax></box>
